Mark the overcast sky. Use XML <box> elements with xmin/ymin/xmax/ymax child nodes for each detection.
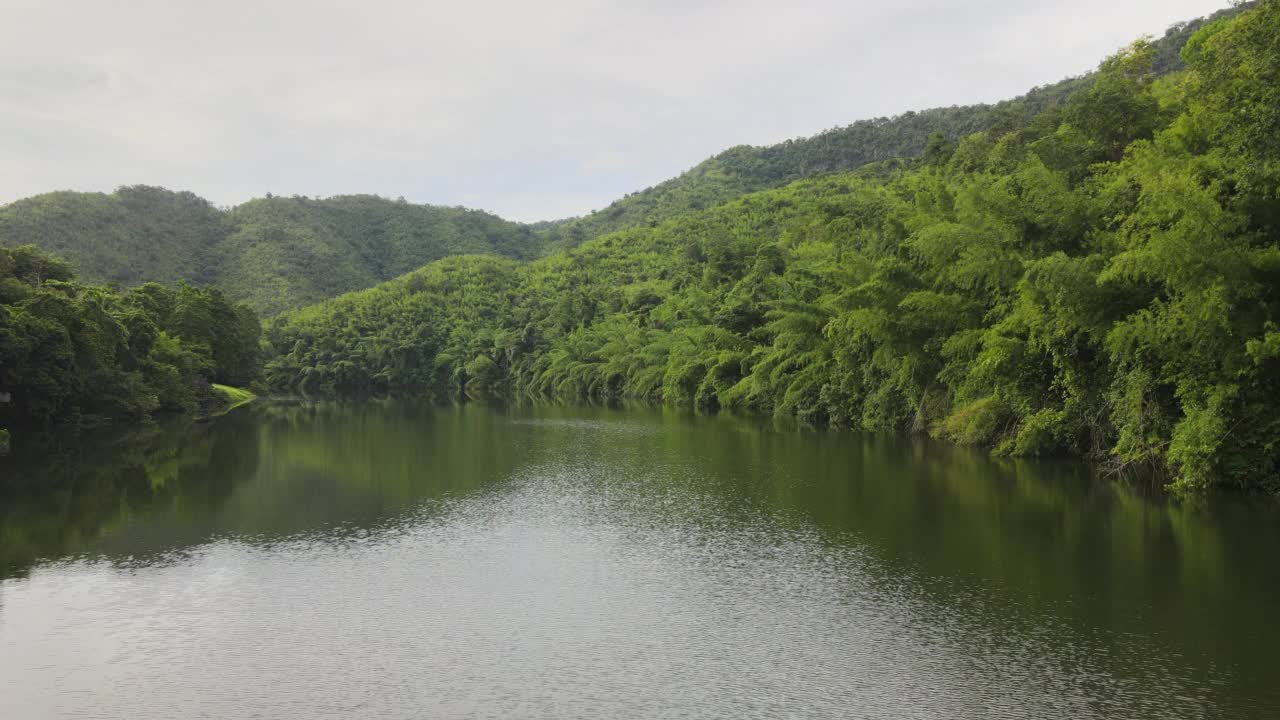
<box><xmin>1</xmin><ymin>0</ymin><xmax>1232</xmax><ymax>222</ymax></box>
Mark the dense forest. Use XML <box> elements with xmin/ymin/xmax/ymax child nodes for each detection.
<box><xmin>262</xmin><ymin>2</ymin><xmax>1280</xmax><ymax>492</ymax></box>
<box><xmin>0</xmin><ymin>191</ymin><xmax>538</xmax><ymax>315</ymax></box>
<box><xmin>0</xmin><ymin>245</ymin><xmax>261</xmax><ymax>429</ymax></box>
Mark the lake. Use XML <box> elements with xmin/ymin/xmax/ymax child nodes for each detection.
<box><xmin>1</xmin><ymin>400</ymin><xmax>1278</xmax><ymax>719</ymax></box>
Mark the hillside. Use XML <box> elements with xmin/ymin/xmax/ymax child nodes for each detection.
<box><xmin>264</xmin><ymin>2</ymin><xmax>1280</xmax><ymax>492</ymax></box>
<box><xmin>0</xmin><ymin>190</ymin><xmax>538</xmax><ymax>315</ymax></box>
<box><xmin>536</xmin><ymin>1</ymin><xmax>1255</xmax><ymax>249</ymax></box>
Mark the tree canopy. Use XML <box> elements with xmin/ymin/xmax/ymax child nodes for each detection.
<box><xmin>0</xmin><ymin>245</ymin><xmax>261</xmax><ymax>428</ymax></box>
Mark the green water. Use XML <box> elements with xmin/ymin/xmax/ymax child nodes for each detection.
<box><xmin>1</xmin><ymin>400</ymin><xmax>1277</xmax><ymax>718</ymax></box>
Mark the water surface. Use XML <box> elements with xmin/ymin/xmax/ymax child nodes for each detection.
<box><xmin>1</xmin><ymin>401</ymin><xmax>1277</xmax><ymax>718</ymax></box>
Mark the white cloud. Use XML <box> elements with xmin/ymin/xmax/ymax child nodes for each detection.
<box><xmin>0</xmin><ymin>0</ymin><xmax>1235</xmax><ymax>221</ymax></box>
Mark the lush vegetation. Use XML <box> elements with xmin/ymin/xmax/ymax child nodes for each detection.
<box><xmin>264</xmin><ymin>2</ymin><xmax>1280</xmax><ymax>492</ymax></box>
<box><xmin>0</xmin><ymin>191</ymin><xmax>539</xmax><ymax>315</ymax></box>
<box><xmin>0</xmin><ymin>245</ymin><xmax>261</xmax><ymax>430</ymax></box>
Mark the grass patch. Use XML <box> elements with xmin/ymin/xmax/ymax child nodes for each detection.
<box><xmin>212</xmin><ymin>384</ymin><xmax>257</xmax><ymax>412</ymax></box>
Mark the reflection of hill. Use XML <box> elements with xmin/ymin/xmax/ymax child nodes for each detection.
<box><xmin>556</xmin><ymin>409</ymin><xmax>1280</xmax><ymax>688</ymax></box>
<box><xmin>0</xmin><ymin>401</ymin><xmax>531</xmax><ymax>579</ymax></box>
<box><xmin>0</xmin><ymin>412</ymin><xmax>258</xmax><ymax>580</ymax></box>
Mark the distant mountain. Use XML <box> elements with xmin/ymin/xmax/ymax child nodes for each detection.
<box><xmin>0</xmin><ymin>188</ymin><xmax>537</xmax><ymax>315</ymax></box>
<box><xmin>214</xmin><ymin>194</ymin><xmax>538</xmax><ymax>315</ymax></box>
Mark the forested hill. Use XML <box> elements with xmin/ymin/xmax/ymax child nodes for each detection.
<box><xmin>0</xmin><ymin>5</ymin><xmax>1250</xmax><ymax>316</ymax></box>
<box><xmin>214</xmin><ymin>195</ymin><xmax>538</xmax><ymax>315</ymax></box>
<box><xmin>535</xmin><ymin>1</ymin><xmax>1256</xmax><ymax>249</ymax></box>
<box><xmin>0</xmin><ymin>188</ymin><xmax>537</xmax><ymax>315</ymax></box>
<box><xmin>264</xmin><ymin>1</ymin><xmax>1280</xmax><ymax>492</ymax></box>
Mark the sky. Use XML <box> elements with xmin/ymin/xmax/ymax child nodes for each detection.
<box><xmin>0</xmin><ymin>0</ymin><xmax>1234</xmax><ymax>222</ymax></box>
